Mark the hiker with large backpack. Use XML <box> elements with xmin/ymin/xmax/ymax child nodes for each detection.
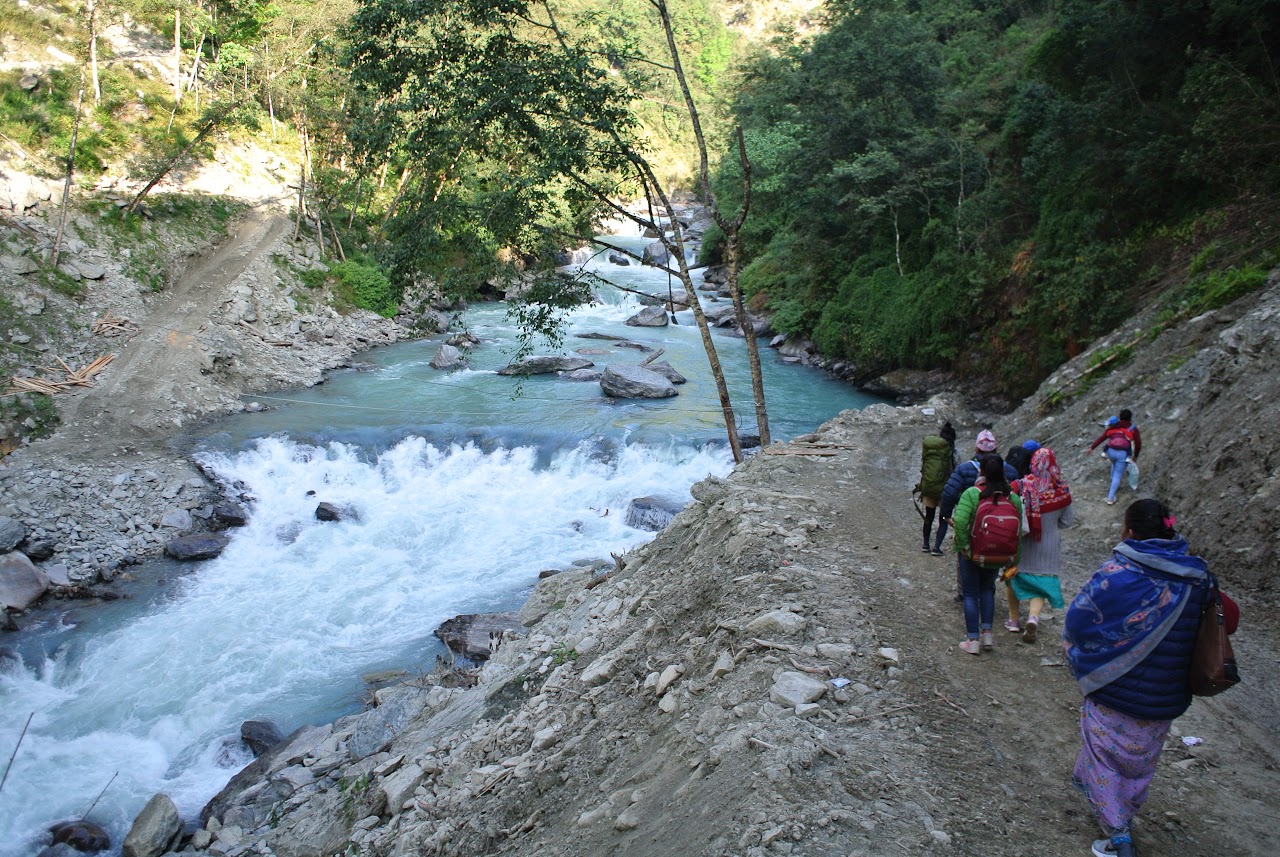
<box><xmin>951</xmin><ymin>454</ymin><xmax>1024</xmax><ymax>655</ymax></box>
<box><xmin>1088</xmin><ymin>408</ymin><xmax>1143</xmax><ymax>505</ymax></box>
<box><xmin>939</xmin><ymin>430</ymin><xmax>1023</xmax><ymax>600</ymax></box>
<box><xmin>915</xmin><ymin>420</ymin><xmax>957</xmax><ymax>555</ymax></box>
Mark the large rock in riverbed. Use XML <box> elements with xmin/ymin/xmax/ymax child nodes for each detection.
<box><xmin>48</xmin><ymin>819</ymin><xmax>111</xmax><ymax>852</ymax></box>
<box><xmin>625</xmin><ymin>306</ymin><xmax>669</xmax><ymax>327</ymax></box>
<box><xmin>0</xmin><ymin>552</ymin><xmax>49</xmax><ymax>610</ymax></box>
<box><xmin>122</xmin><ymin>793</ymin><xmax>182</xmax><ymax>857</ymax></box>
<box><xmin>163</xmin><ymin>533</ymin><xmax>230</xmax><ymax>561</ymax></box>
<box><xmin>430</xmin><ymin>343</ymin><xmax>466</xmax><ymax>370</ymax></box>
<box><xmin>600</xmin><ymin>364</ymin><xmax>677</xmax><ymax>399</ymax></box>
<box><xmin>624</xmin><ymin>496</ymin><xmax>687</xmax><ymax>531</ymax></box>
<box><xmin>497</xmin><ymin>355</ymin><xmax>594</xmax><ymax>375</ymax></box>
<box><xmin>434</xmin><ymin>612</ymin><xmax>524</xmax><ymax>662</ymax></box>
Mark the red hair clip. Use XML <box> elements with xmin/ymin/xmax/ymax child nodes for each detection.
<box><xmin>1162</xmin><ymin>515</ymin><xmax>1177</xmax><ymax>529</ymax></box>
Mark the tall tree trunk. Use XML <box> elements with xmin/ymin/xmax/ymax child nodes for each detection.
<box><xmin>127</xmin><ymin>113</ymin><xmax>219</xmax><ymax>213</ymax></box>
<box><xmin>173</xmin><ymin>4</ymin><xmax>182</xmax><ymax>106</ymax></box>
<box><xmin>52</xmin><ymin>70</ymin><xmax>86</xmax><ymax>269</ymax></box>
<box><xmin>87</xmin><ymin>0</ymin><xmax>100</xmax><ymax>102</ymax></box>
<box><xmin>654</xmin><ymin>0</ymin><xmax>764</xmax><ymax>453</ymax></box>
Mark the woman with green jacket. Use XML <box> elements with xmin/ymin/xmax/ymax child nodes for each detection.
<box><xmin>951</xmin><ymin>454</ymin><xmax>1023</xmax><ymax>654</ymax></box>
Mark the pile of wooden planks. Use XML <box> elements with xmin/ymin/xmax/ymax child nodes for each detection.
<box><xmin>3</xmin><ymin>354</ymin><xmax>115</xmax><ymax>396</ymax></box>
<box><xmin>91</xmin><ymin>312</ymin><xmax>138</xmax><ymax>337</ymax></box>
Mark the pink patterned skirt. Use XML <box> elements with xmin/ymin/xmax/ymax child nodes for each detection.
<box><xmin>1072</xmin><ymin>697</ymin><xmax>1172</xmax><ymax>834</ymax></box>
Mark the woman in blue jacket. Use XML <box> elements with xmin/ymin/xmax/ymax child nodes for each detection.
<box><xmin>1065</xmin><ymin>500</ymin><xmax>1219</xmax><ymax>857</ymax></box>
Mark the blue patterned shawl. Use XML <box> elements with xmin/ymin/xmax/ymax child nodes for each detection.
<box><xmin>1065</xmin><ymin>537</ymin><xmax>1208</xmax><ymax>696</ymax></box>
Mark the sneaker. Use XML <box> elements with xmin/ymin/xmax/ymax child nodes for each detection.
<box><xmin>931</xmin><ymin>548</ymin><xmax>944</xmax><ymax>556</ymax></box>
<box><xmin>1022</xmin><ymin>617</ymin><xmax>1038</xmax><ymax>644</ymax></box>
<box><xmin>979</xmin><ymin>630</ymin><xmax>995</xmax><ymax>651</ymax></box>
<box><xmin>1091</xmin><ymin>834</ymin><xmax>1136</xmax><ymax>857</ymax></box>
<box><xmin>1106</xmin><ymin>498</ymin><xmax>1117</xmax><ymax>505</ymax></box>
<box><xmin>1004</xmin><ymin>618</ymin><xmax>1022</xmax><ymax>633</ymax></box>
<box><xmin>958</xmin><ymin>639</ymin><xmax>981</xmax><ymax>655</ymax></box>
<box><xmin>921</xmin><ymin>544</ymin><xmax>931</xmax><ymax>553</ymax></box>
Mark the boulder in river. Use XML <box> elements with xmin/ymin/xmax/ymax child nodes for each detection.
<box><xmin>163</xmin><ymin>533</ymin><xmax>230</xmax><ymax>561</ymax></box>
<box><xmin>641</xmin><ymin>240</ymin><xmax>670</xmax><ymax>267</ymax></box>
<box><xmin>434</xmin><ymin>612</ymin><xmax>524</xmax><ymax>662</ymax></box>
<box><xmin>210</xmin><ymin>501</ymin><xmax>249</xmax><ymax>530</ymax></box>
<box><xmin>599</xmin><ymin>364</ymin><xmax>678</xmax><ymax>399</ymax></box>
<box><xmin>315</xmin><ymin>502</ymin><xmax>359</xmax><ymax>522</ymax></box>
<box><xmin>644</xmin><ymin>361</ymin><xmax>687</xmax><ymax>384</ymax></box>
<box><xmin>608</xmin><ymin>252</ymin><xmax>631</xmax><ymax>266</ymax></box>
<box><xmin>429</xmin><ymin>343</ymin><xmax>466</xmax><ymax>370</ymax></box>
<box><xmin>497</xmin><ymin>355</ymin><xmax>594</xmax><ymax>375</ymax></box>
<box><xmin>624</xmin><ymin>495</ymin><xmax>687</xmax><ymax>532</ymax></box>
<box><xmin>122</xmin><ymin>793</ymin><xmax>182</xmax><ymax>857</ymax></box>
<box><xmin>625</xmin><ymin>306</ymin><xmax>670</xmax><ymax>327</ymax></box>
<box><xmin>0</xmin><ymin>551</ymin><xmax>50</xmax><ymax>610</ymax></box>
<box><xmin>241</xmin><ymin>719</ymin><xmax>285</xmax><ymax>757</ymax></box>
<box><xmin>48</xmin><ymin>819</ymin><xmax>111</xmax><ymax>853</ymax></box>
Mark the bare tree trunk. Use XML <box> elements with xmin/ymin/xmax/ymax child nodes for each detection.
<box><xmin>52</xmin><ymin>71</ymin><xmax>86</xmax><ymax>269</ymax></box>
<box><xmin>173</xmin><ymin>3</ymin><xmax>183</xmax><ymax>106</ymax></box>
<box><xmin>377</xmin><ymin>166</ymin><xmax>412</xmax><ymax>236</ymax></box>
<box><xmin>127</xmin><ymin>114</ymin><xmax>218</xmax><ymax>214</ymax></box>
<box><xmin>87</xmin><ymin>0</ymin><xmax>100</xmax><ymax>102</ymax></box>
<box><xmin>892</xmin><ymin>205</ymin><xmax>903</xmax><ymax>277</ymax></box>
<box><xmin>653</xmin><ymin>0</ymin><xmax>764</xmax><ymax>453</ymax></box>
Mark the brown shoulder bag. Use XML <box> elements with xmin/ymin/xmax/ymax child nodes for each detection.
<box><xmin>1189</xmin><ymin>577</ymin><xmax>1241</xmax><ymax>697</ymax></box>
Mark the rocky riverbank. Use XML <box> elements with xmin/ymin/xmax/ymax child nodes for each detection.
<box><xmin>107</xmin><ymin>271</ymin><xmax>1280</xmax><ymax>857</ymax></box>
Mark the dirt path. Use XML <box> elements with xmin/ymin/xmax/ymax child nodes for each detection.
<box><xmin>814</xmin><ymin>413</ymin><xmax>1280</xmax><ymax>856</ymax></box>
<box><xmin>43</xmin><ymin>208</ymin><xmax>293</xmax><ymax>461</ymax></box>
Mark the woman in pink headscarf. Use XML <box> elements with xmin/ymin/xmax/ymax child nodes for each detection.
<box><xmin>1005</xmin><ymin>447</ymin><xmax>1074</xmax><ymax>642</ymax></box>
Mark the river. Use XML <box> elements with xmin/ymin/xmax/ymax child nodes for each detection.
<box><xmin>0</xmin><ymin>233</ymin><xmax>880</xmax><ymax>855</ymax></box>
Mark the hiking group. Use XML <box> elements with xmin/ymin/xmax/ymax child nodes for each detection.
<box><xmin>912</xmin><ymin>416</ymin><xmax>1241</xmax><ymax>857</ymax></box>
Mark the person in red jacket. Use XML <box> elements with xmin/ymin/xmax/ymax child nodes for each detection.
<box><xmin>1088</xmin><ymin>409</ymin><xmax>1142</xmax><ymax>505</ymax></box>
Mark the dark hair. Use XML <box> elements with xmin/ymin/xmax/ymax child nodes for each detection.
<box><xmin>1119</xmin><ymin>408</ymin><xmax>1132</xmax><ymax>422</ymax></box>
<box><xmin>940</xmin><ymin>421</ymin><xmax>956</xmax><ymax>446</ymax></box>
<box><xmin>978</xmin><ymin>454</ymin><xmax>1010</xmax><ymax>498</ymax></box>
<box><xmin>1124</xmin><ymin>498</ymin><xmax>1177</xmax><ymax>540</ymax></box>
<box><xmin>1005</xmin><ymin>446</ymin><xmax>1033</xmax><ymax>478</ymax></box>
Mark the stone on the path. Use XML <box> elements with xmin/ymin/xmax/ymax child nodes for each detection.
<box><xmin>0</xmin><ymin>552</ymin><xmax>50</xmax><ymax>610</ymax></box>
<box><xmin>655</xmin><ymin>664</ymin><xmax>684</xmax><ymax>696</ymax></box>
<box><xmin>746</xmin><ymin>609</ymin><xmax>807</xmax><ymax>637</ymax></box>
<box><xmin>877</xmin><ymin>647</ymin><xmax>900</xmax><ymax>664</ymax></box>
<box><xmin>769</xmin><ymin>671</ymin><xmax>828</xmax><ymax>707</ymax></box>
<box><xmin>122</xmin><ymin>793</ymin><xmax>182</xmax><ymax>857</ymax></box>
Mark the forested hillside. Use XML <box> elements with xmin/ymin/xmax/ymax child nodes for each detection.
<box><xmin>705</xmin><ymin>0</ymin><xmax>1280</xmax><ymax>395</ymax></box>
<box><xmin>3</xmin><ymin>0</ymin><xmax>1279</xmax><ymax>400</ymax></box>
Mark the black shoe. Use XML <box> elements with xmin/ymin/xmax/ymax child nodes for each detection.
<box><xmin>921</xmin><ymin>544</ymin><xmax>931</xmax><ymax>553</ymax></box>
<box><xmin>931</xmin><ymin>548</ymin><xmax>944</xmax><ymax>556</ymax></box>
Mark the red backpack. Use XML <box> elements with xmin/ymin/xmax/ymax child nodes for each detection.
<box><xmin>969</xmin><ymin>493</ymin><xmax>1021</xmax><ymax>568</ymax></box>
<box><xmin>1106</xmin><ymin>425</ymin><xmax>1135</xmax><ymax>450</ymax></box>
